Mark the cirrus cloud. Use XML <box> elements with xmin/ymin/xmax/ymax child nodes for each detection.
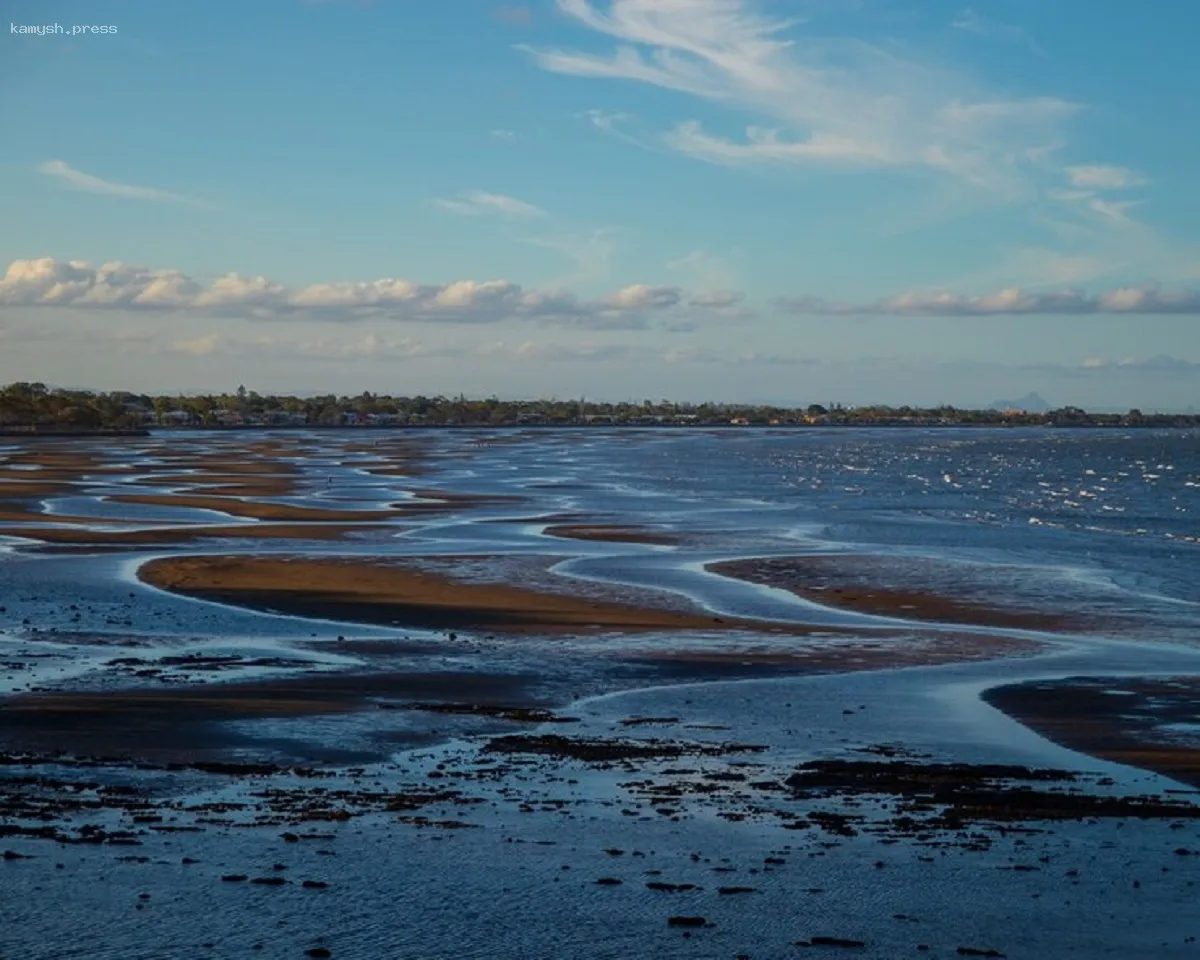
<box><xmin>37</xmin><ymin>160</ymin><xmax>207</xmax><ymax>206</ymax></box>
<box><xmin>432</xmin><ymin>190</ymin><xmax>546</xmax><ymax>217</ymax></box>
<box><xmin>519</xmin><ymin>0</ymin><xmax>1081</xmax><ymax>192</ymax></box>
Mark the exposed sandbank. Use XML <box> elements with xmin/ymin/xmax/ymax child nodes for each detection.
<box><xmin>138</xmin><ymin>555</ymin><xmax>822</xmax><ymax>636</ymax></box>
<box><xmin>708</xmin><ymin>556</ymin><xmax>1088</xmax><ymax>632</ymax></box>
<box><xmin>984</xmin><ymin>676</ymin><xmax>1200</xmax><ymax>787</ymax></box>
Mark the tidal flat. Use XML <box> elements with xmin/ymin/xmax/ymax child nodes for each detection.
<box><xmin>2</xmin><ymin>427</ymin><xmax>1199</xmax><ymax>959</ymax></box>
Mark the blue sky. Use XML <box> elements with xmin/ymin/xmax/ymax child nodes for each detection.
<box><xmin>1</xmin><ymin>0</ymin><xmax>1198</xmax><ymax>409</ymax></box>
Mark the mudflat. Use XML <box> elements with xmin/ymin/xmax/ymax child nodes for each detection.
<box><xmin>138</xmin><ymin>555</ymin><xmax>820</xmax><ymax>636</ymax></box>
<box><xmin>709</xmin><ymin>555</ymin><xmax>1089</xmax><ymax>632</ymax></box>
<box><xmin>984</xmin><ymin>676</ymin><xmax>1200</xmax><ymax>787</ymax></box>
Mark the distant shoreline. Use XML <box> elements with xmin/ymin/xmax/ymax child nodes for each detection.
<box><xmin>3</xmin><ymin>420</ymin><xmax>1199</xmax><ymax>437</ymax></box>
<box><xmin>0</xmin><ymin>427</ymin><xmax>151</xmax><ymax>438</ymax></box>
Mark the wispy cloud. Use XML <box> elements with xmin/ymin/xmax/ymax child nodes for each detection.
<box><xmin>579</xmin><ymin>109</ymin><xmax>649</xmax><ymax>150</ymax></box>
<box><xmin>37</xmin><ymin>160</ymin><xmax>206</xmax><ymax>206</ymax></box>
<box><xmin>520</xmin><ymin>0</ymin><xmax>1079</xmax><ymax>192</ymax></box>
<box><xmin>952</xmin><ymin>7</ymin><xmax>1041</xmax><ymax>52</ymax></box>
<box><xmin>519</xmin><ymin>228</ymin><xmax>617</xmax><ymax>287</ymax></box>
<box><xmin>168</xmin><ymin>332</ymin><xmax>439</xmax><ymax>363</ymax></box>
<box><xmin>667</xmin><ymin>250</ymin><xmax>739</xmax><ymax>307</ymax></box>
<box><xmin>490</xmin><ymin>129</ymin><xmax>518</xmax><ymax>141</ymax></box>
<box><xmin>479</xmin><ymin>340</ymin><xmax>633</xmax><ymax>362</ymax></box>
<box><xmin>776</xmin><ymin>283</ymin><xmax>1200</xmax><ymax>317</ymax></box>
<box><xmin>0</xmin><ymin>256</ymin><xmax>733</xmax><ymax>332</ymax></box>
<box><xmin>433</xmin><ymin>190</ymin><xmax>546</xmax><ymax>217</ymax></box>
<box><xmin>1065</xmin><ymin>164</ymin><xmax>1150</xmax><ymax>190</ymax></box>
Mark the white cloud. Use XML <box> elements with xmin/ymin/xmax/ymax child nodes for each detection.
<box><xmin>520</xmin><ymin>0</ymin><xmax>1080</xmax><ymax>190</ymax></box>
<box><xmin>606</xmin><ymin>283</ymin><xmax>681</xmax><ymax>309</ymax></box>
<box><xmin>776</xmin><ymin>282</ymin><xmax>1200</xmax><ymax>316</ymax></box>
<box><xmin>36</xmin><ymin>159</ymin><xmax>206</xmax><ymax>205</ymax></box>
<box><xmin>490</xmin><ymin>129</ymin><xmax>518</xmax><ymax>141</ymax></box>
<box><xmin>1066</xmin><ymin>164</ymin><xmax>1149</xmax><ymax>190</ymax></box>
<box><xmin>0</xmin><ymin>257</ymin><xmax>733</xmax><ymax>332</ymax></box>
<box><xmin>172</xmin><ymin>334</ymin><xmax>220</xmax><ymax>356</ymax></box>
<box><xmin>1087</xmin><ymin>197</ymin><xmax>1140</xmax><ymax>224</ymax></box>
<box><xmin>951</xmin><ymin>8</ymin><xmax>1040</xmax><ymax>52</ymax></box>
<box><xmin>433</xmin><ymin>190</ymin><xmax>546</xmax><ymax>217</ymax></box>
<box><xmin>582</xmin><ymin>109</ymin><xmax>630</xmax><ymax>133</ymax></box>
<box><xmin>165</xmin><ymin>332</ymin><xmax>442</xmax><ymax>363</ymax></box>
<box><xmin>665</xmin><ymin>121</ymin><xmax>889</xmax><ymax>167</ymax></box>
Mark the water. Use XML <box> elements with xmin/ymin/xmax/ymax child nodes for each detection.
<box><xmin>2</xmin><ymin>428</ymin><xmax>1200</xmax><ymax>959</ymax></box>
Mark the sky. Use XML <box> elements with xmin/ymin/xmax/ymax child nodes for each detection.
<box><xmin>2</xmin><ymin>0</ymin><xmax>1198</xmax><ymax>410</ymax></box>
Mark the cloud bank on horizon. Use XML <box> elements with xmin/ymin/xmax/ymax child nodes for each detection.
<box><xmin>1</xmin><ymin>0</ymin><xmax>1197</xmax><ymax>407</ymax></box>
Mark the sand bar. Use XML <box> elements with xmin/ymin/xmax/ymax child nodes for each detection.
<box><xmin>138</xmin><ymin>555</ymin><xmax>825</xmax><ymax>635</ymax></box>
<box><xmin>984</xmin><ymin>676</ymin><xmax>1200</xmax><ymax>787</ymax></box>
<box><xmin>709</xmin><ymin>555</ymin><xmax>1088</xmax><ymax>632</ymax></box>
<box><xmin>0</xmin><ymin>670</ymin><xmax>534</xmax><ymax>760</ymax></box>
<box><xmin>0</xmin><ymin>522</ymin><xmax>393</xmax><ymax>546</ymax></box>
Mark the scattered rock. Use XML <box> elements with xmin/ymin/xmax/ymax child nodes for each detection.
<box><xmin>797</xmin><ymin>936</ymin><xmax>866</xmax><ymax>948</ymax></box>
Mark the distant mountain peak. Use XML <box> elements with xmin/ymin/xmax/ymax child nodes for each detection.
<box><xmin>990</xmin><ymin>391</ymin><xmax>1051</xmax><ymax>413</ymax></box>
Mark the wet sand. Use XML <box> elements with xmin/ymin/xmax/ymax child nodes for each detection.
<box><xmin>709</xmin><ymin>555</ymin><xmax>1088</xmax><ymax>632</ymax></box>
<box><xmin>0</xmin><ymin>670</ymin><xmax>535</xmax><ymax>761</ymax></box>
<box><xmin>0</xmin><ymin>522</ymin><xmax>394</xmax><ymax>547</ymax></box>
<box><xmin>629</xmin><ymin>630</ymin><xmax>1041</xmax><ymax>675</ymax></box>
<box><xmin>138</xmin><ymin>555</ymin><xmax>828</xmax><ymax>636</ymax></box>
<box><xmin>984</xmin><ymin>676</ymin><xmax>1200</xmax><ymax>787</ymax></box>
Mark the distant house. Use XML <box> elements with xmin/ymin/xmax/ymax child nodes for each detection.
<box><xmin>730</xmin><ymin>417</ymin><xmax>750</xmax><ymax>426</ymax></box>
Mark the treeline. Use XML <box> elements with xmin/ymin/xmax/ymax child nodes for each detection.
<box><xmin>0</xmin><ymin>381</ymin><xmax>1196</xmax><ymax>431</ymax></box>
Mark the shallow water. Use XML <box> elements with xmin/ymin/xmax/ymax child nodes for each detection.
<box><xmin>2</xmin><ymin>428</ymin><xmax>1200</xmax><ymax>958</ymax></box>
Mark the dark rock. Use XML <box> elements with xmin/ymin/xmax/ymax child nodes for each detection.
<box><xmin>798</xmin><ymin>937</ymin><xmax>866</xmax><ymax>948</ymax></box>
<box><xmin>667</xmin><ymin>916</ymin><xmax>707</xmax><ymax>928</ymax></box>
